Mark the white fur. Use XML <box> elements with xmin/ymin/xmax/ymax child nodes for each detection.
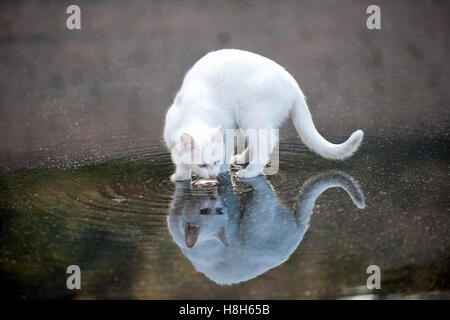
<box><xmin>164</xmin><ymin>49</ymin><xmax>363</xmax><ymax>181</ymax></box>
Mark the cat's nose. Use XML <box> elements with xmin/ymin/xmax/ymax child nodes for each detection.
<box><xmin>209</xmin><ymin>174</ymin><xmax>216</xmax><ymax>179</ymax></box>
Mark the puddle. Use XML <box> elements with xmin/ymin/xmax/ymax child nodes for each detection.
<box><xmin>0</xmin><ymin>138</ymin><xmax>448</xmax><ymax>299</ymax></box>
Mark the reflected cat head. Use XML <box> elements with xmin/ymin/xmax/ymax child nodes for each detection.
<box><xmin>168</xmin><ymin>171</ymin><xmax>365</xmax><ymax>285</ymax></box>
<box><xmin>169</xmin><ymin>181</ymin><xmax>229</xmax><ymax>249</ymax></box>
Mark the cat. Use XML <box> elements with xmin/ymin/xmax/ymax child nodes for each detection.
<box><xmin>168</xmin><ymin>171</ymin><xmax>365</xmax><ymax>285</ymax></box>
<box><xmin>164</xmin><ymin>49</ymin><xmax>364</xmax><ymax>181</ymax></box>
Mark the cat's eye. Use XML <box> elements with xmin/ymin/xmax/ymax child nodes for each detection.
<box><xmin>200</xmin><ymin>208</ymin><xmax>211</xmax><ymax>215</ymax></box>
<box><xmin>216</xmin><ymin>208</ymin><xmax>224</xmax><ymax>215</ymax></box>
<box><xmin>199</xmin><ymin>164</ymin><xmax>207</xmax><ymax>168</ymax></box>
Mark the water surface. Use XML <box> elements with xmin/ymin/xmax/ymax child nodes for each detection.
<box><xmin>1</xmin><ymin>137</ymin><xmax>448</xmax><ymax>299</ymax></box>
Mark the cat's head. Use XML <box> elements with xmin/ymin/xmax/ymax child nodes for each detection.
<box><xmin>173</xmin><ymin>126</ymin><xmax>224</xmax><ymax>179</ymax></box>
<box><xmin>169</xmin><ymin>190</ymin><xmax>229</xmax><ymax>249</ymax></box>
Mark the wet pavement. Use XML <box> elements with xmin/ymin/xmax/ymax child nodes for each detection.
<box><xmin>0</xmin><ymin>1</ymin><xmax>449</xmax><ymax>299</ymax></box>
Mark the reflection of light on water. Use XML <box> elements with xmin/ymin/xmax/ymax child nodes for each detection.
<box><xmin>340</xmin><ymin>294</ymin><xmax>378</xmax><ymax>300</ymax></box>
<box><xmin>340</xmin><ymin>291</ymin><xmax>449</xmax><ymax>300</ymax></box>
<box><xmin>340</xmin><ymin>285</ymin><xmax>375</xmax><ymax>300</ymax></box>
<box><xmin>193</xmin><ymin>178</ymin><xmax>218</xmax><ymax>187</ymax></box>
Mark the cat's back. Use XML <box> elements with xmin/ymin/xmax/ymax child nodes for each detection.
<box><xmin>194</xmin><ymin>49</ymin><xmax>278</xmax><ymax>69</ymax></box>
<box><xmin>184</xmin><ymin>49</ymin><xmax>294</xmax><ymax>86</ymax></box>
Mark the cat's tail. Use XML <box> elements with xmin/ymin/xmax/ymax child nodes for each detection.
<box><xmin>296</xmin><ymin>170</ymin><xmax>365</xmax><ymax>214</ymax></box>
<box><xmin>292</xmin><ymin>170</ymin><xmax>365</xmax><ymax>249</ymax></box>
<box><xmin>291</xmin><ymin>94</ymin><xmax>363</xmax><ymax>160</ymax></box>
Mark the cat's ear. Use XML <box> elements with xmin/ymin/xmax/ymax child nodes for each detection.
<box><xmin>181</xmin><ymin>133</ymin><xmax>195</xmax><ymax>152</ymax></box>
<box><xmin>212</xmin><ymin>125</ymin><xmax>224</xmax><ymax>142</ymax></box>
<box><xmin>185</xmin><ymin>223</ymin><xmax>199</xmax><ymax>248</ymax></box>
<box><xmin>217</xmin><ymin>226</ymin><xmax>229</xmax><ymax>247</ymax></box>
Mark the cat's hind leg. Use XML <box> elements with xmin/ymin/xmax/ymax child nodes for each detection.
<box><xmin>237</xmin><ymin>129</ymin><xmax>278</xmax><ymax>179</ymax></box>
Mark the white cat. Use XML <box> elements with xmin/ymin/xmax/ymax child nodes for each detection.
<box><xmin>164</xmin><ymin>49</ymin><xmax>363</xmax><ymax>181</ymax></box>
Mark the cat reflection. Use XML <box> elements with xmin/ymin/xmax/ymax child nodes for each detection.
<box><xmin>168</xmin><ymin>171</ymin><xmax>365</xmax><ymax>285</ymax></box>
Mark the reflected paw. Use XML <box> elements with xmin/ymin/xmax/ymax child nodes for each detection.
<box><xmin>237</xmin><ymin>169</ymin><xmax>261</xmax><ymax>179</ymax></box>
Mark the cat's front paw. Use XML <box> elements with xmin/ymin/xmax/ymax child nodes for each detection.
<box><xmin>237</xmin><ymin>168</ymin><xmax>262</xmax><ymax>179</ymax></box>
<box><xmin>230</xmin><ymin>154</ymin><xmax>245</xmax><ymax>165</ymax></box>
<box><xmin>170</xmin><ymin>173</ymin><xmax>191</xmax><ymax>182</ymax></box>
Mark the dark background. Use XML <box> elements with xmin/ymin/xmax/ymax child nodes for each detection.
<box><xmin>0</xmin><ymin>0</ymin><xmax>448</xmax><ymax>171</ymax></box>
